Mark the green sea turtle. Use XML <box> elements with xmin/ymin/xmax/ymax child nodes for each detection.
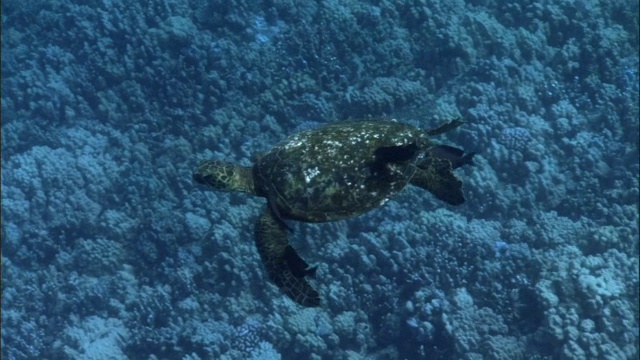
<box><xmin>193</xmin><ymin>118</ymin><xmax>475</xmax><ymax>307</ymax></box>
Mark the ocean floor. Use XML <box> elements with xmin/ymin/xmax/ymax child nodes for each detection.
<box><xmin>2</xmin><ymin>0</ymin><xmax>638</xmax><ymax>359</ymax></box>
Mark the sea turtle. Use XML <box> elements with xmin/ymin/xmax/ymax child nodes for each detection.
<box><xmin>193</xmin><ymin>118</ymin><xmax>475</xmax><ymax>307</ymax></box>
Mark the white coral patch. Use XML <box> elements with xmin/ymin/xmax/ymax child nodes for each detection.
<box><xmin>303</xmin><ymin>167</ymin><xmax>321</xmax><ymax>183</ymax></box>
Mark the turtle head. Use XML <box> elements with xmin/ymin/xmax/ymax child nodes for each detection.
<box><xmin>193</xmin><ymin>160</ymin><xmax>256</xmax><ymax>194</ymax></box>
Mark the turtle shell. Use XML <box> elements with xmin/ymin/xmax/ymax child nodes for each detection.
<box><xmin>254</xmin><ymin>120</ymin><xmax>433</xmax><ymax>222</ymax></box>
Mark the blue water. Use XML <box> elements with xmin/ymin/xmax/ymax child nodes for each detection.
<box><xmin>2</xmin><ymin>0</ymin><xmax>638</xmax><ymax>359</ymax></box>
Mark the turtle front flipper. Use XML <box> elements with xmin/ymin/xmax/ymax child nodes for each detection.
<box><xmin>411</xmin><ymin>157</ymin><xmax>465</xmax><ymax>205</ymax></box>
<box><xmin>255</xmin><ymin>207</ymin><xmax>320</xmax><ymax>307</ymax></box>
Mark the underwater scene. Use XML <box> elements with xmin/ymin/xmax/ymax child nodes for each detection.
<box><xmin>2</xmin><ymin>0</ymin><xmax>638</xmax><ymax>359</ymax></box>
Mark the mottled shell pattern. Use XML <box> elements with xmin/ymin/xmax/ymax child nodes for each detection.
<box><xmin>253</xmin><ymin>120</ymin><xmax>433</xmax><ymax>222</ymax></box>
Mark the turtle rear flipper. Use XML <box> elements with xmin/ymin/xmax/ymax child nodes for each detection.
<box><xmin>369</xmin><ymin>143</ymin><xmax>420</xmax><ymax>178</ymax></box>
<box><xmin>411</xmin><ymin>157</ymin><xmax>464</xmax><ymax>205</ymax></box>
<box><xmin>425</xmin><ymin>117</ymin><xmax>464</xmax><ymax>136</ymax></box>
<box><xmin>255</xmin><ymin>207</ymin><xmax>321</xmax><ymax>307</ymax></box>
<box><xmin>428</xmin><ymin>145</ymin><xmax>476</xmax><ymax>169</ymax></box>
